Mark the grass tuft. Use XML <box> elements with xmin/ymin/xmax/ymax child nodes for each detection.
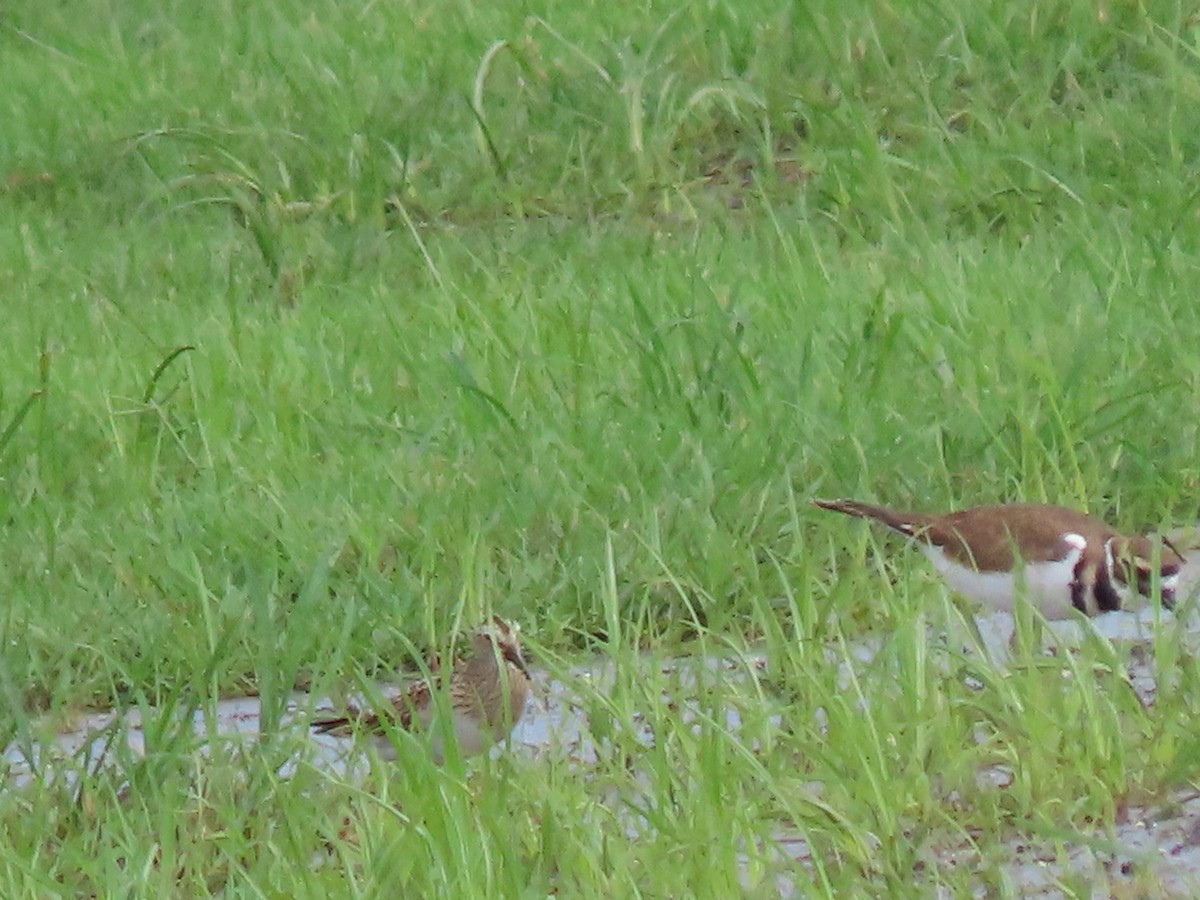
<box><xmin>4</xmin><ymin>0</ymin><xmax>1200</xmax><ymax>894</ymax></box>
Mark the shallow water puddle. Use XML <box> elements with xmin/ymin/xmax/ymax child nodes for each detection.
<box><xmin>5</xmin><ymin>607</ymin><xmax>1200</xmax><ymax>895</ymax></box>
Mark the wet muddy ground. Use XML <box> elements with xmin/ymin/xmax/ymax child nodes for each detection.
<box><xmin>6</xmin><ymin>606</ymin><xmax>1200</xmax><ymax>897</ymax></box>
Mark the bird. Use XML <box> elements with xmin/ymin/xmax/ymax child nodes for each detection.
<box><xmin>812</xmin><ymin>498</ymin><xmax>1183</xmax><ymax>619</ymax></box>
<box><xmin>312</xmin><ymin>617</ymin><xmax>532</xmax><ymax>762</ymax></box>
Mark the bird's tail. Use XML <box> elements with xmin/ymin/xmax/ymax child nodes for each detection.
<box><xmin>811</xmin><ymin>498</ymin><xmax>930</xmax><ymax>536</ymax></box>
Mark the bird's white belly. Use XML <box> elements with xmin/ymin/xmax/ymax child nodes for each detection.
<box><xmin>426</xmin><ymin>707</ymin><xmax>494</xmax><ymax>763</ymax></box>
<box><xmin>920</xmin><ymin>540</ymin><xmax>1085</xmax><ymax>620</ymax></box>
<box><xmin>364</xmin><ymin>712</ymin><xmax>494</xmax><ymax>764</ymax></box>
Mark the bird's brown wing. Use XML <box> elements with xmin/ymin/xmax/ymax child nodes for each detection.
<box><xmin>929</xmin><ymin>505</ymin><xmax>1107</xmax><ymax>572</ymax></box>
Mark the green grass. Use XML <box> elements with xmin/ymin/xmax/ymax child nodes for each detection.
<box><xmin>4</xmin><ymin>0</ymin><xmax>1200</xmax><ymax>894</ymax></box>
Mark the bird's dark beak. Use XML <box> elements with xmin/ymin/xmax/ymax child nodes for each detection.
<box><xmin>503</xmin><ymin>644</ymin><xmax>530</xmax><ymax>678</ymax></box>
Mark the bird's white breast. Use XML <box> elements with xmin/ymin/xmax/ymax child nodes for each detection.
<box><xmin>919</xmin><ymin>533</ymin><xmax>1087</xmax><ymax>619</ymax></box>
<box><xmin>420</xmin><ymin>701</ymin><xmax>493</xmax><ymax>762</ymax></box>
<box><xmin>363</xmin><ymin>708</ymin><xmax>492</xmax><ymax>764</ymax></box>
